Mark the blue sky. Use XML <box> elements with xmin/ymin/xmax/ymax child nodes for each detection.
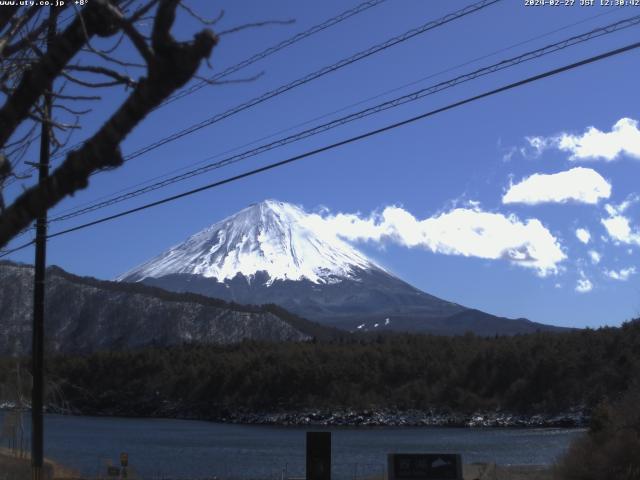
<box><xmin>4</xmin><ymin>0</ymin><xmax>640</xmax><ymax>328</ymax></box>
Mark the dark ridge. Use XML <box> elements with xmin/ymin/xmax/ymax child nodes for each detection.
<box><xmin>0</xmin><ymin>260</ymin><xmax>344</xmax><ymax>342</ymax></box>
<box><xmin>138</xmin><ymin>269</ymin><xmax>567</xmax><ymax>336</ymax></box>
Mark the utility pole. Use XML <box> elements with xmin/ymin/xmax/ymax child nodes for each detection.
<box><xmin>32</xmin><ymin>7</ymin><xmax>56</xmax><ymax>480</ymax></box>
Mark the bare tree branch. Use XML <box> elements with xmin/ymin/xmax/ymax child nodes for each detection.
<box><xmin>1</xmin><ymin>14</ymin><xmax>50</xmax><ymax>59</ymax></box>
<box><xmin>0</xmin><ymin>6</ymin><xmax>20</xmax><ymax>34</ymax></box>
<box><xmin>53</xmin><ymin>104</ymin><xmax>92</xmax><ymax>116</ymax></box>
<box><xmin>194</xmin><ymin>70</ymin><xmax>264</xmax><ymax>85</ymax></box>
<box><xmin>65</xmin><ymin>64</ymin><xmax>136</xmax><ymax>87</ymax></box>
<box><xmin>218</xmin><ymin>19</ymin><xmax>295</xmax><ymax>37</ymax></box>
<box><xmin>129</xmin><ymin>0</ymin><xmax>161</xmax><ymax>24</ymax></box>
<box><xmin>60</xmin><ymin>70</ymin><xmax>133</xmax><ymax>89</ymax></box>
<box><xmin>50</xmin><ymin>92</ymin><xmax>102</xmax><ymax>101</ymax></box>
<box><xmin>0</xmin><ymin>154</ymin><xmax>11</xmax><ymax>212</ymax></box>
<box><xmin>0</xmin><ymin>6</ymin><xmax>40</xmax><ymax>58</ymax></box>
<box><xmin>51</xmin><ymin>116</ymin><xmax>81</xmax><ymax>155</ymax></box>
<box><xmin>79</xmin><ymin>45</ymin><xmax>147</xmax><ymax>69</ymax></box>
<box><xmin>99</xmin><ymin>30</ymin><xmax>126</xmax><ymax>55</ymax></box>
<box><xmin>4</xmin><ymin>122</ymin><xmax>38</xmax><ymax>152</ymax></box>
<box><xmin>179</xmin><ymin>3</ymin><xmax>224</xmax><ymax>26</ymax></box>
<box><xmin>122</xmin><ymin>20</ymin><xmax>154</xmax><ymax>63</ymax></box>
<box><xmin>28</xmin><ymin>111</ymin><xmax>80</xmax><ymax>131</ymax></box>
<box><xmin>0</xmin><ymin>1</ymin><xmax>122</xmax><ymax>149</ymax></box>
<box><xmin>0</xmin><ymin>0</ymin><xmax>218</xmax><ymax>247</ymax></box>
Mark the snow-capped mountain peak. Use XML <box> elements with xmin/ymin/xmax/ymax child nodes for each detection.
<box><xmin>116</xmin><ymin>200</ymin><xmax>563</xmax><ymax>336</ymax></box>
<box><xmin>119</xmin><ymin>200</ymin><xmax>379</xmax><ymax>285</ymax></box>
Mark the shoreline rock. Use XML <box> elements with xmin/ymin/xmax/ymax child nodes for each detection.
<box><xmin>2</xmin><ymin>405</ymin><xmax>589</xmax><ymax>428</ymax></box>
<box><xmin>209</xmin><ymin>408</ymin><xmax>589</xmax><ymax>428</ymax></box>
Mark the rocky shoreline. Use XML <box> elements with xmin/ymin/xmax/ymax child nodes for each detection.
<box><xmin>3</xmin><ymin>403</ymin><xmax>589</xmax><ymax>428</ymax></box>
<box><xmin>204</xmin><ymin>407</ymin><xmax>589</xmax><ymax>428</ymax></box>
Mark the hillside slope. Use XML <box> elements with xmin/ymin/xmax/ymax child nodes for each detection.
<box><xmin>121</xmin><ymin>200</ymin><xmax>566</xmax><ymax>336</ymax></box>
<box><xmin>0</xmin><ymin>261</ymin><xmax>326</xmax><ymax>354</ymax></box>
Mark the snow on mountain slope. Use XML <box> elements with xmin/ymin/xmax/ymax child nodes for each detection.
<box><xmin>118</xmin><ymin>200</ymin><xmax>568</xmax><ymax>336</ymax></box>
<box><xmin>119</xmin><ymin>200</ymin><xmax>379</xmax><ymax>285</ymax></box>
<box><xmin>0</xmin><ymin>261</ymin><xmax>314</xmax><ymax>355</ymax></box>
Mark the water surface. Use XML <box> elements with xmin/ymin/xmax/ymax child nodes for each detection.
<box><xmin>0</xmin><ymin>413</ymin><xmax>584</xmax><ymax>478</ymax></box>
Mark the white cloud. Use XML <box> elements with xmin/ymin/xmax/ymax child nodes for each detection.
<box><xmin>605</xmin><ymin>195</ymin><xmax>638</xmax><ymax>216</ymax></box>
<box><xmin>601</xmin><ymin>215</ymin><xmax>640</xmax><ymax>245</ymax></box>
<box><xmin>502</xmin><ymin>146</ymin><xmax>517</xmax><ymax>162</ymax></box>
<box><xmin>525</xmin><ymin>136</ymin><xmax>553</xmax><ymax>157</ymax></box>
<box><xmin>319</xmin><ymin>205</ymin><xmax>566</xmax><ymax>276</ymax></box>
<box><xmin>502</xmin><ymin>167</ymin><xmax>611</xmax><ymax>205</ymax></box>
<box><xmin>527</xmin><ymin>118</ymin><xmax>640</xmax><ymax>161</ymax></box>
<box><xmin>558</xmin><ymin>118</ymin><xmax>640</xmax><ymax>161</ymax></box>
<box><xmin>575</xmin><ymin>271</ymin><xmax>593</xmax><ymax>293</ymax></box>
<box><xmin>600</xmin><ymin>197</ymin><xmax>640</xmax><ymax>246</ymax></box>
<box><xmin>588</xmin><ymin>250</ymin><xmax>601</xmax><ymax>265</ymax></box>
<box><xmin>576</xmin><ymin>228</ymin><xmax>591</xmax><ymax>244</ymax></box>
<box><xmin>604</xmin><ymin>267</ymin><xmax>636</xmax><ymax>281</ymax></box>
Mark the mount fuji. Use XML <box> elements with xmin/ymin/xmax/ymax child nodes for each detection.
<box><xmin>119</xmin><ymin>200</ymin><xmax>563</xmax><ymax>335</ymax></box>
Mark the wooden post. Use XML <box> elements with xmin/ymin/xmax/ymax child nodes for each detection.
<box><xmin>32</xmin><ymin>7</ymin><xmax>55</xmax><ymax>480</ymax></box>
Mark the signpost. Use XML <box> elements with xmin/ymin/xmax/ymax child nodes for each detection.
<box><xmin>387</xmin><ymin>454</ymin><xmax>462</xmax><ymax>480</ymax></box>
<box><xmin>120</xmin><ymin>452</ymin><xmax>128</xmax><ymax>478</ymax></box>
<box><xmin>105</xmin><ymin>454</ymin><xmax>129</xmax><ymax>479</ymax></box>
<box><xmin>306</xmin><ymin>432</ymin><xmax>331</xmax><ymax>480</ymax></box>
<box><xmin>107</xmin><ymin>467</ymin><xmax>120</xmax><ymax>477</ymax></box>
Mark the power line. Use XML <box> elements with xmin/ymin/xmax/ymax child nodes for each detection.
<box><xmin>161</xmin><ymin>0</ymin><xmax>389</xmax><ymax>108</ymax></box>
<box><xmin>2</xmin><ymin>38</ymin><xmax>638</xmax><ymax>257</ymax></box>
<box><xmin>17</xmin><ymin>0</ymin><xmax>499</xmax><ymax>183</ymax></box>
<box><xmin>45</xmin><ymin>13</ymin><xmax>640</xmax><ymax>225</ymax></box>
<box><xmin>6</xmin><ymin>0</ymin><xmax>389</xmax><ymax>183</ymax></box>
<box><xmin>118</xmin><ymin>0</ymin><xmax>501</xmax><ymax>164</ymax></box>
<box><xmin>5</xmin><ymin>0</ymin><xmax>500</xmax><ymax>238</ymax></box>
<box><xmin>7</xmin><ymin>9</ymin><xmax>639</xmax><ymax>243</ymax></box>
<box><xmin>50</xmin><ymin>0</ymin><xmax>388</xmax><ymax>163</ymax></box>
<box><xmin>47</xmin><ymin>5</ymin><xmax>627</xmax><ymax>221</ymax></box>
<box><xmin>0</xmin><ymin>240</ymin><xmax>34</xmax><ymax>257</ymax></box>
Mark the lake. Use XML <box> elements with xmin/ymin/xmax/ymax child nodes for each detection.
<box><xmin>0</xmin><ymin>412</ymin><xmax>584</xmax><ymax>479</ymax></box>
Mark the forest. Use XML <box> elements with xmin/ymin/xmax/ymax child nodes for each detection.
<box><xmin>1</xmin><ymin>319</ymin><xmax>638</xmax><ymax>419</ymax></box>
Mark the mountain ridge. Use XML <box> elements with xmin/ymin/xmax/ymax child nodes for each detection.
<box><xmin>120</xmin><ymin>200</ymin><xmax>567</xmax><ymax>335</ymax></box>
<box><xmin>0</xmin><ymin>260</ymin><xmax>342</xmax><ymax>355</ymax></box>
<box><xmin>120</xmin><ymin>199</ymin><xmax>378</xmax><ymax>285</ymax></box>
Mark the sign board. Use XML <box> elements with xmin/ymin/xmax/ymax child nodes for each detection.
<box><xmin>120</xmin><ymin>452</ymin><xmax>128</xmax><ymax>467</ymax></box>
<box><xmin>306</xmin><ymin>432</ymin><xmax>331</xmax><ymax>480</ymax></box>
<box><xmin>107</xmin><ymin>466</ymin><xmax>121</xmax><ymax>477</ymax></box>
<box><xmin>388</xmin><ymin>454</ymin><xmax>462</xmax><ymax>480</ymax></box>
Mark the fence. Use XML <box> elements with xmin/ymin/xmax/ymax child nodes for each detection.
<box><xmin>100</xmin><ymin>461</ymin><xmax>386</xmax><ymax>480</ymax></box>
